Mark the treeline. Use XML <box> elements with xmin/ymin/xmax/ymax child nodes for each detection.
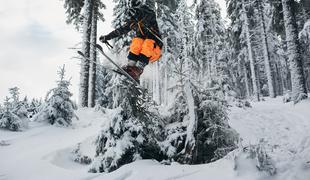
<box><xmin>225</xmin><ymin>0</ymin><xmax>310</xmax><ymax>102</ymax></box>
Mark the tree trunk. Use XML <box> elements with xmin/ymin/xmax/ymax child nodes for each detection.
<box><xmin>183</xmin><ymin>82</ymin><xmax>197</xmax><ymax>163</ymax></box>
<box><xmin>258</xmin><ymin>1</ymin><xmax>276</xmax><ymax>98</ymax></box>
<box><xmin>274</xmin><ymin>62</ymin><xmax>284</xmax><ymax>95</ymax></box>
<box><xmin>88</xmin><ymin>2</ymin><xmax>98</xmax><ymax>108</ymax></box>
<box><xmin>282</xmin><ymin>0</ymin><xmax>308</xmax><ymax>102</ymax></box>
<box><xmin>243</xmin><ymin>60</ymin><xmax>250</xmax><ymax>98</ymax></box>
<box><xmin>242</xmin><ymin>0</ymin><xmax>260</xmax><ymax>101</ymax></box>
<box><xmin>79</xmin><ymin>0</ymin><xmax>93</xmax><ymax>107</ymax></box>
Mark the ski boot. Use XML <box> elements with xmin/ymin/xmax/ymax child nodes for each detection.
<box><xmin>122</xmin><ymin>60</ymin><xmax>146</xmax><ymax>83</ymax></box>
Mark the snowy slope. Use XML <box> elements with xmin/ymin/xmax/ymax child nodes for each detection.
<box><xmin>1</xmin><ymin>98</ymin><xmax>310</xmax><ymax>180</ymax></box>
<box><xmin>0</xmin><ymin>109</ymin><xmax>104</xmax><ymax>180</ymax></box>
<box><xmin>229</xmin><ymin>98</ymin><xmax>310</xmax><ymax>180</ymax></box>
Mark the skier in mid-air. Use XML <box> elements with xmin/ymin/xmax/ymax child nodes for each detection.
<box><xmin>99</xmin><ymin>0</ymin><xmax>163</xmax><ymax>82</ymax></box>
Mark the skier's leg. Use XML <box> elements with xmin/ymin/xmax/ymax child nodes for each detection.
<box><xmin>127</xmin><ymin>37</ymin><xmax>144</xmax><ymax>65</ymax></box>
<box><xmin>129</xmin><ymin>39</ymin><xmax>155</xmax><ymax>80</ymax></box>
<box><xmin>122</xmin><ymin>37</ymin><xmax>145</xmax><ymax>81</ymax></box>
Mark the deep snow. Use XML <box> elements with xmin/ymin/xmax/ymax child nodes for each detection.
<box><xmin>1</xmin><ymin>97</ymin><xmax>310</xmax><ymax>180</ymax></box>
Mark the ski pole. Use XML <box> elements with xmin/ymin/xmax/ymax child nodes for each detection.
<box><xmin>105</xmin><ymin>41</ymin><xmax>113</xmax><ymax>49</ymax></box>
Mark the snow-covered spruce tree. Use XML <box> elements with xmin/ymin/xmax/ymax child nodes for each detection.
<box><xmin>0</xmin><ymin>97</ymin><xmax>20</xmax><ymax>131</ymax></box>
<box><xmin>281</xmin><ymin>0</ymin><xmax>308</xmax><ymax>103</ymax></box>
<box><xmin>0</xmin><ymin>88</ymin><xmax>29</xmax><ymax>131</ymax></box>
<box><xmin>34</xmin><ymin>65</ymin><xmax>77</xmax><ymax>126</ymax></box>
<box><xmin>162</xmin><ymin>81</ymin><xmax>239</xmax><ymax>164</ymax></box>
<box><xmin>89</xmin><ymin>78</ymin><xmax>166</xmax><ymax>172</ymax></box>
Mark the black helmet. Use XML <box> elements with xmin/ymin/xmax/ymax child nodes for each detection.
<box><xmin>127</xmin><ymin>0</ymin><xmax>142</xmax><ymax>8</ymax></box>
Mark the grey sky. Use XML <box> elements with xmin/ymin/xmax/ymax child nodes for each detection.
<box><xmin>0</xmin><ymin>0</ymin><xmax>227</xmax><ymax>102</ymax></box>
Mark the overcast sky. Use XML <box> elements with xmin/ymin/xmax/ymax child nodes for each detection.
<box><xmin>0</xmin><ymin>0</ymin><xmax>227</xmax><ymax>103</ymax></box>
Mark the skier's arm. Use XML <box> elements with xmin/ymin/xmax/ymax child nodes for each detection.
<box><xmin>102</xmin><ymin>22</ymin><xmax>133</xmax><ymax>41</ymax></box>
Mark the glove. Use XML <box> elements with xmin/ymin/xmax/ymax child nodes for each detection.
<box><xmin>99</xmin><ymin>35</ymin><xmax>108</xmax><ymax>43</ymax></box>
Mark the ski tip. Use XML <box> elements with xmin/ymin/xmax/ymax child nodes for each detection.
<box><xmin>95</xmin><ymin>44</ymin><xmax>103</xmax><ymax>50</ymax></box>
<box><xmin>77</xmin><ymin>51</ymin><xmax>84</xmax><ymax>56</ymax></box>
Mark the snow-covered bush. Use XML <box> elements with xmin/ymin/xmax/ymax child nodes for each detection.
<box><xmin>235</xmin><ymin>140</ymin><xmax>277</xmax><ymax>176</ymax></box>
<box><xmin>0</xmin><ymin>88</ymin><xmax>29</xmax><ymax>131</ymax></box>
<box><xmin>34</xmin><ymin>65</ymin><xmax>77</xmax><ymax>126</ymax></box>
<box><xmin>90</xmin><ymin>77</ymin><xmax>166</xmax><ymax>173</ymax></box>
<box><xmin>73</xmin><ymin>143</ymin><xmax>93</xmax><ymax>165</ymax></box>
<box><xmin>283</xmin><ymin>90</ymin><xmax>292</xmax><ymax>103</ymax></box>
<box><xmin>162</xmin><ymin>83</ymin><xmax>239</xmax><ymax>164</ymax></box>
<box><xmin>234</xmin><ymin>98</ymin><xmax>252</xmax><ymax>108</ymax></box>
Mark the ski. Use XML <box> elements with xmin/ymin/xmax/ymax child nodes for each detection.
<box><xmin>77</xmin><ymin>49</ymin><xmax>141</xmax><ymax>88</ymax></box>
<box><xmin>77</xmin><ymin>51</ymin><xmax>124</xmax><ymax>75</ymax></box>
<box><xmin>94</xmin><ymin>44</ymin><xmax>141</xmax><ymax>86</ymax></box>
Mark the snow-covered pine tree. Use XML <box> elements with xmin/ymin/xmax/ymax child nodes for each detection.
<box><xmin>163</xmin><ymin>81</ymin><xmax>239</xmax><ymax>164</ymax></box>
<box><xmin>281</xmin><ymin>0</ymin><xmax>308</xmax><ymax>103</ymax></box>
<box><xmin>0</xmin><ymin>88</ymin><xmax>29</xmax><ymax>131</ymax></box>
<box><xmin>89</xmin><ymin>78</ymin><xmax>166</xmax><ymax>172</ymax></box>
<box><xmin>34</xmin><ymin>65</ymin><xmax>77</xmax><ymax>126</ymax></box>
<box><xmin>0</xmin><ymin>97</ymin><xmax>19</xmax><ymax>131</ymax></box>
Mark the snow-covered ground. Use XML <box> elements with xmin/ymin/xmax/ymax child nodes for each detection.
<box><xmin>1</xmin><ymin>97</ymin><xmax>310</xmax><ymax>180</ymax></box>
